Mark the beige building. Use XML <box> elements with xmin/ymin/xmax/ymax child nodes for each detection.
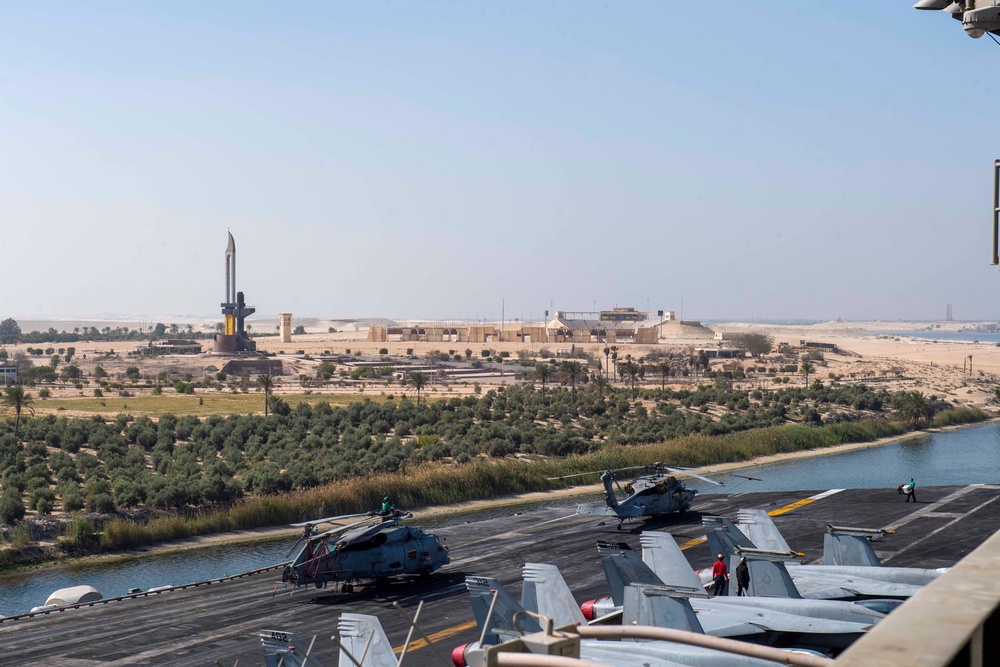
<box><xmin>279</xmin><ymin>313</ymin><xmax>292</xmax><ymax>343</ymax></box>
<box><xmin>367</xmin><ymin>306</ymin><xmax>712</xmax><ymax>345</ymax></box>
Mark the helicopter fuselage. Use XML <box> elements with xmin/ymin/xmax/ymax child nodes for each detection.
<box><xmin>284</xmin><ymin>521</ymin><xmax>449</xmax><ymax>590</ymax></box>
<box><xmin>578</xmin><ymin>472</ymin><xmax>698</xmax><ymax>522</ymax></box>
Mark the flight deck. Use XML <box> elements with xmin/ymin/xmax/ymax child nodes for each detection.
<box><xmin>1</xmin><ymin>483</ymin><xmax>997</xmax><ymax>666</ymax></box>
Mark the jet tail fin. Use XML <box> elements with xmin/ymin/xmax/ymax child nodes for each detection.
<box><xmin>466</xmin><ymin>575</ymin><xmax>540</xmax><ymax>645</ymax></box>
<box><xmin>739</xmin><ymin>549</ymin><xmax>803</xmax><ymax>599</ymax></box>
<box><xmin>736</xmin><ymin>509</ymin><xmax>792</xmax><ymax>552</ymax></box>
<box><xmin>599</xmin><ymin>544</ymin><xmax>665</xmax><ymax>606</ymax></box>
<box><xmin>823</xmin><ymin>526</ymin><xmax>885</xmax><ymax>567</ymax></box>
<box><xmin>259</xmin><ymin>630</ymin><xmax>323</xmax><ymax>667</ymax></box>
<box><xmin>338</xmin><ymin>614</ymin><xmax>398</xmax><ymax>667</ymax></box>
<box><xmin>622</xmin><ymin>584</ymin><xmax>704</xmax><ymax>634</ymax></box>
<box><xmin>702</xmin><ymin>516</ymin><xmax>755</xmax><ymax>560</ymax></box>
<box><xmin>522</xmin><ymin>563</ymin><xmax>586</xmax><ymax>626</ymax></box>
<box><xmin>639</xmin><ymin>532</ymin><xmax>709</xmax><ymax>595</ymax></box>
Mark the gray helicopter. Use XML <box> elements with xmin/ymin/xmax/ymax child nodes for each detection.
<box><xmin>281</xmin><ymin>508</ymin><xmax>449</xmax><ymax>593</ymax></box>
<box><xmin>550</xmin><ymin>462</ymin><xmax>731</xmax><ymax>529</ymax></box>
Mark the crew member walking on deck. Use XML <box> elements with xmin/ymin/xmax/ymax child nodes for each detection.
<box><xmin>711</xmin><ymin>553</ymin><xmax>729</xmax><ymax>597</ymax></box>
<box><xmin>735</xmin><ymin>556</ymin><xmax>750</xmax><ymax>596</ymax></box>
<box><xmin>903</xmin><ymin>478</ymin><xmax>916</xmax><ymax>503</ymax></box>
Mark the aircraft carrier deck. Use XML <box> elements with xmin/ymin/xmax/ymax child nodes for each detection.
<box><xmin>1</xmin><ymin>483</ymin><xmax>997</xmax><ymax>666</ymax></box>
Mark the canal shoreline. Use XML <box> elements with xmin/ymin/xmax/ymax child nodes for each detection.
<box><xmin>5</xmin><ymin>416</ymin><xmax>992</xmax><ymax>579</ymax></box>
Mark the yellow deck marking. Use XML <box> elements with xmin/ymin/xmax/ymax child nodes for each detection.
<box><xmin>766</xmin><ymin>498</ymin><xmax>818</xmax><ymax>517</ymax></box>
<box><xmin>393</xmin><ymin>619</ymin><xmax>477</xmax><ymax>653</ymax></box>
<box><xmin>677</xmin><ymin>537</ymin><xmax>707</xmax><ymax>550</ymax></box>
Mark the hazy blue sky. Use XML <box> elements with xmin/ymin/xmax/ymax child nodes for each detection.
<box><xmin>1</xmin><ymin>2</ymin><xmax>996</xmax><ymax>323</ymax></box>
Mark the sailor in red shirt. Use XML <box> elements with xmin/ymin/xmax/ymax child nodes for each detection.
<box><xmin>711</xmin><ymin>553</ymin><xmax>729</xmax><ymax>596</ymax></box>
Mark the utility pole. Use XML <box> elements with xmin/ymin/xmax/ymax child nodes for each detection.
<box><xmin>501</xmin><ymin>299</ymin><xmax>505</xmax><ymax>343</ymax></box>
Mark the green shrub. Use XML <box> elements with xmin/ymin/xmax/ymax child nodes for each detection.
<box><xmin>0</xmin><ymin>490</ymin><xmax>25</xmax><ymax>524</ymax></box>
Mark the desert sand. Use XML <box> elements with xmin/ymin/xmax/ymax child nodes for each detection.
<box><xmin>7</xmin><ymin>319</ymin><xmax>998</xmax><ymax>412</ymax></box>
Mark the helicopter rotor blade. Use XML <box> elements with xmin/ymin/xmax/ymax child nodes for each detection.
<box><xmin>290</xmin><ymin>512</ymin><xmax>371</xmax><ymax>528</ymax></box>
<box><xmin>662</xmin><ymin>466</ymin><xmax>724</xmax><ymax>486</ymax></box>
<box><xmin>285</xmin><ymin>534</ymin><xmax>307</xmax><ymax>558</ymax></box>
<box><xmin>309</xmin><ymin>515</ymin><xmax>382</xmax><ymax>541</ymax></box>
<box><xmin>547</xmin><ymin>470</ymin><xmax>605</xmax><ymax>481</ymax></box>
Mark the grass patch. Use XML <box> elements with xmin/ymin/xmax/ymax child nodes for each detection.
<box><xmin>36</xmin><ymin>393</ymin><xmax>388</xmax><ymax>417</ymax></box>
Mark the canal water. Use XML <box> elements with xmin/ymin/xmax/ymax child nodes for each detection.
<box><xmin>2</xmin><ymin>421</ymin><xmax>999</xmax><ymax>618</ymax></box>
<box><xmin>875</xmin><ymin>330</ymin><xmax>1000</xmax><ymax>344</ymax></box>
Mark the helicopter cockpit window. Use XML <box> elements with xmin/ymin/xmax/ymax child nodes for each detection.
<box><xmin>407</xmin><ymin>548</ymin><xmax>417</xmax><ymax>560</ymax></box>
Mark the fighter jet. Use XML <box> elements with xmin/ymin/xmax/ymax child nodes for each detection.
<box><xmin>698</xmin><ymin>512</ymin><xmax>939</xmax><ymax>599</ymax></box>
<box><xmin>260</xmin><ymin>613</ymin><xmax>398</xmax><ymax>667</ymax></box>
<box><xmin>736</xmin><ymin>509</ymin><xmax>946</xmax><ymax>584</ymax></box>
<box><xmin>558</xmin><ymin>537</ymin><xmax>881</xmax><ymax>652</ymax></box>
<box><xmin>458</xmin><ymin>575</ymin><xmax>823</xmax><ymax>667</ymax></box>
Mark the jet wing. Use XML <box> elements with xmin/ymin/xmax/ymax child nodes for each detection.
<box><xmin>691</xmin><ymin>602</ymin><xmax>872</xmax><ymax>640</ymax></box>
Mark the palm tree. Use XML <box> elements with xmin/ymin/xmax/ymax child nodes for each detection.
<box><xmin>406</xmin><ymin>371</ymin><xmax>428</xmax><ymax>404</ymax></box>
<box><xmin>895</xmin><ymin>391</ymin><xmax>934</xmax><ymax>429</ymax></box>
<box><xmin>591</xmin><ymin>373</ymin><xmax>608</xmax><ymax>397</ymax></box>
<box><xmin>610</xmin><ymin>347</ymin><xmax>619</xmax><ymax>381</ymax></box>
<box><xmin>698</xmin><ymin>350</ymin><xmax>711</xmax><ymax>377</ymax></box>
<box><xmin>256</xmin><ymin>373</ymin><xmax>274</xmax><ymax>416</ymax></box>
<box><xmin>620</xmin><ymin>361</ymin><xmax>640</xmax><ymax>398</ymax></box>
<box><xmin>560</xmin><ymin>361</ymin><xmax>586</xmax><ymax>397</ymax></box>
<box><xmin>603</xmin><ymin>346</ymin><xmax>611</xmax><ymax>379</ymax></box>
<box><xmin>800</xmin><ymin>360</ymin><xmax>814</xmax><ymax>387</ymax></box>
<box><xmin>534</xmin><ymin>363</ymin><xmax>554</xmax><ymax>393</ymax></box>
<box><xmin>2</xmin><ymin>386</ymin><xmax>33</xmax><ymax>439</ymax></box>
<box><xmin>656</xmin><ymin>362</ymin><xmax>672</xmax><ymax>391</ymax></box>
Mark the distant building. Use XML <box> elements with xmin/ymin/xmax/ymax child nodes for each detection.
<box><xmin>0</xmin><ymin>362</ymin><xmax>17</xmax><ymax>383</ymax></box>
<box><xmin>221</xmin><ymin>358</ymin><xmax>284</xmax><ymax>377</ymax></box>
<box><xmin>695</xmin><ymin>347</ymin><xmax>745</xmax><ymax>359</ymax></box>
<box><xmin>134</xmin><ymin>340</ymin><xmax>204</xmax><ymax>356</ymax></box>
<box><xmin>366</xmin><ymin>306</ymin><xmax>715</xmax><ymax>345</ymax></box>
<box><xmin>800</xmin><ymin>340</ymin><xmax>839</xmax><ymax>352</ymax></box>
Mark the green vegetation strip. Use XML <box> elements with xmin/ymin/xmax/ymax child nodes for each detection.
<box><xmin>98</xmin><ymin>407</ymin><xmax>985</xmax><ymax>551</ymax></box>
<box><xmin>37</xmin><ymin>393</ymin><xmax>388</xmax><ymax>417</ymax></box>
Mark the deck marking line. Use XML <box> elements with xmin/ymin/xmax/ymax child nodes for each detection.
<box><xmin>883</xmin><ymin>485</ymin><xmax>980</xmax><ymax>532</ymax></box>
<box><xmin>393</xmin><ymin>620</ymin><xmax>477</xmax><ymax>653</ymax></box>
<box><xmin>882</xmin><ymin>494</ymin><xmax>1000</xmax><ymax>564</ymax></box>
<box><xmin>880</xmin><ymin>485</ymin><xmax>1000</xmax><ymax>564</ymax></box>
<box><xmin>679</xmin><ymin>490</ymin><xmax>841</xmax><ymax>550</ymax></box>
<box><xmin>767</xmin><ymin>489</ymin><xmax>844</xmax><ymax>517</ymax></box>
<box><xmin>677</xmin><ymin>537</ymin><xmax>707</xmax><ymax>550</ymax></box>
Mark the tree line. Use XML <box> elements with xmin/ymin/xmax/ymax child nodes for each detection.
<box><xmin>0</xmin><ymin>380</ymin><xmax>976</xmax><ymax>527</ymax></box>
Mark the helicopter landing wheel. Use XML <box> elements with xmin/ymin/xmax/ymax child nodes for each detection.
<box><xmin>616</xmin><ymin>524</ymin><xmax>623</xmax><ymax>531</ymax></box>
<box><xmin>342</xmin><ymin>582</ymin><xmax>354</xmax><ymax>594</ymax></box>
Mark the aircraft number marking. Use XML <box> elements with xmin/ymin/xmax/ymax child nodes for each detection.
<box><xmin>270</xmin><ymin>632</ymin><xmax>289</xmax><ymax>642</ymax></box>
<box><xmin>469</xmin><ymin>576</ymin><xmax>490</xmax><ymax>586</ymax></box>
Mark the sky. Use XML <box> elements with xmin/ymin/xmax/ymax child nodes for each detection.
<box><xmin>0</xmin><ymin>2</ymin><xmax>997</xmax><ymax>324</ymax></box>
